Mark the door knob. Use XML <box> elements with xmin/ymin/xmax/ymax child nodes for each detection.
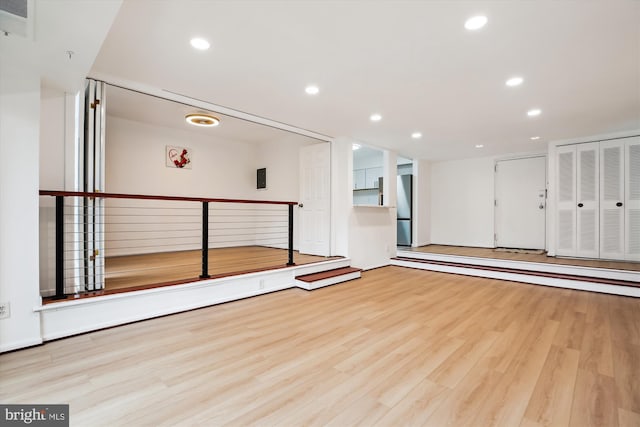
<box><xmin>298</xmin><ymin>203</ymin><xmax>304</xmax><ymax>208</ymax></box>
<box><xmin>577</xmin><ymin>203</ymin><xmax>584</xmax><ymax>208</ymax></box>
<box><xmin>539</xmin><ymin>204</ymin><xmax>544</xmax><ymax>209</ymax></box>
<box><xmin>616</xmin><ymin>202</ymin><xmax>623</xmax><ymax>207</ymax></box>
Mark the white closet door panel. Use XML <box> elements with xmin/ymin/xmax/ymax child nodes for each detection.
<box><xmin>626</xmin><ymin>137</ymin><xmax>640</xmax><ymax>260</ymax></box>
<box><xmin>558</xmin><ymin>210</ymin><xmax>575</xmax><ymax>252</ymax></box>
<box><xmin>600</xmin><ymin>140</ymin><xmax>625</xmax><ymax>259</ymax></box>
<box><xmin>556</xmin><ymin>146</ymin><xmax>576</xmax><ymax>256</ymax></box>
<box><xmin>576</xmin><ymin>143</ymin><xmax>599</xmax><ymax>257</ymax></box>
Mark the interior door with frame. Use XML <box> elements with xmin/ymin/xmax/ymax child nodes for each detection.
<box><xmin>495</xmin><ymin>156</ymin><xmax>546</xmax><ymax>250</ymax></box>
<box><xmin>299</xmin><ymin>143</ymin><xmax>331</xmax><ymax>256</ymax></box>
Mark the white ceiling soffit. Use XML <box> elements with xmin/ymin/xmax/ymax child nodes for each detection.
<box><xmin>90</xmin><ymin>0</ymin><xmax>640</xmax><ymax>161</ymax></box>
<box><xmin>0</xmin><ymin>0</ymin><xmax>122</xmax><ymax>92</ymax></box>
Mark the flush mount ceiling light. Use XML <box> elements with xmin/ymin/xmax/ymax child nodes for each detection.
<box><xmin>190</xmin><ymin>37</ymin><xmax>210</xmax><ymax>50</ymax></box>
<box><xmin>185</xmin><ymin>113</ymin><xmax>220</xmax><ymax>127</ymax></box>
<box><xmin>411</xmin><ymin>132</ymin><xmax>422</xmax><ymax>139</ymax></box>
<box><xmin>370</xmin><ymin>113</ymin><xmax>382</xmax><ymax>122</ymax></box>
<box><xmin>465</xmin><ymin>15</ymin><xmax>488</xmax><ymax>30</ymax></box>
<box><xmin>506</xmin><ymin>76</ymin><xmax>524</xmax><ymax>87</ymax></box>
<box><xmin>530</xmin><ymin>136</ymin><xmax>541</xmax><ymax>140</ymax></box>
<box><xmin>475</xmin><ymin>144</ymin><xmax>484</xmax><ymax>148</ymax></box>
<box><xmin>352</xmin><ymin>144</ymin><xmax>361</xmax><ymax>150</ymax></box>
<box><xmin>305</xmin><ymin>85</ymin><xmax>319</xmax><ymax>95</ymax></box>
<box><xmin>527</xmin><ymin>108</ymin><xmax>542</xmax><ymax>117</ymax></box>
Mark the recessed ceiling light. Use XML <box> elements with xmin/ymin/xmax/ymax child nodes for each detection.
<box><xmin>185</xmin><ymin>113</ymin><xmax>220</xmax><ymax>127</ymax></box>
<box><xmin>411</xmin><ymin>132</ymin><xmax>422</xmax><ymax>139</ymax></box>
<box><xmin>465</xmin><ymin>15</ymin><xmax>488</xmax><ymax>30</ymax></box>
<box><xmin>506</xmin><ymin>77</ymin><xmax>524</xmax><ymax>87</ymax></box>
<box><xmin>190</xmin><ymin>38</ymin><xmax>210</xmax><ymax>50</ymax></box>
<box><xmin>530</xmin><ymin>136</ymin><xmax>540</xmax><ymax>140</ymax></box>
<box><xmin>475</xmin><ymin>144</ymin><xmax>484</xmax><ymax>148</ymax></box>
<box><xmin>527</xmin><ymin>109</ymin><xmax>542</xmax><ymax>117</ymax></box>
<box><xmin>370</xmin><ymin>113</ymin><xmax>382</xmax><ymax>122</ymax></box>
<box><xmin>305</xmin><ymin>85</ymin><xmax>319</xmax><ymax>95</ymax></box>
<box><xmin>352</xmin><ymin>144</ymin><xmax>361</xmax><ymax>151</ymax></box>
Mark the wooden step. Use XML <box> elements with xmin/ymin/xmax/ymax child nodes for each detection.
<box><xmin>393</xmin><ymin>257</ymin><xmax>639</xmax><ymax>287</ymax></box>
<box><xmin>295</xmin><ymin>267</ymin><xmax>362</xmax><ymax>290</ymax></box>
<box><xmin>391</xmin><ymin>256</ymin><xmax>640</xmax><ymax>297</ymax></box>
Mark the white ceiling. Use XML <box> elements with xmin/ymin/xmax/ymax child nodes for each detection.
<box><xmin>0</xmin><ymin>0</ymin><xmax>121</xmax><ymax>93</ymax></box>
<box><xmin>19</xmin><ymin>0</ymin><xmax>640</xmax><ymax>161</ymax></box>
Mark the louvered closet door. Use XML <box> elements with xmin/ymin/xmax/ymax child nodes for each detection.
<box><xmin>556</xmin><ymin>145</ymin><xmax>576</xmax><ymax>256</ymax></box>
<box><xmin>576</xmin><ymin>143</ymin><xmax>599</xmax><ymax>258</ymax></box>
<box><xmin>626</xmin><ymin>137</ymin><xmax>640</xmax><ymax>261</ymax></box>
<box><xmin>600</xmin><ymin>140</ymin><xmax>625</xmax><ymax>260</ymax></box>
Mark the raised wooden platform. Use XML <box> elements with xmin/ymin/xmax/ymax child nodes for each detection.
<box><xmin>393</xmin><ymin>249</ymin><xmax>640</xmax><ymax>297</ymax></box>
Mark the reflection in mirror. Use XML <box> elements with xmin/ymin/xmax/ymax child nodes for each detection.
<box><xmin>353</xmin><ymin>144</ymin><xmax>384</xmax><ymax>205</ymax></box>
<box><xmin>105</xmin><ymin>84</ymin><xmax>325</xmax><ymax>199</ymax></box>
<box><xmin>64</xmin><ymin>84</ymin><xmax>334</xmax><ymax>294</ymax></box>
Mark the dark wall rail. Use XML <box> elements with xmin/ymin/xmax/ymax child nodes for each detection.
<box><xmin>40</xmin><ymin>190</ymin><xmax>298</xmax><ymax>299</ymax></box>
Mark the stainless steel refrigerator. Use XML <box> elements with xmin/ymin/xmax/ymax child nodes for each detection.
<box><xmin>397</xmin><ymin>174</ymin><xmax>412</xmax><ymax>246</ymax></box>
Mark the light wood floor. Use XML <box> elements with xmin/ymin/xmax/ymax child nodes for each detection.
<box><xmin>3</xmin><ymin>266</ymin><xmax>639</xmax><ymax>426</ymax></box>
<box><xmin>408</xmin><ymin>244</ymin><xmax>640</xmax><ymax>271</ymax></box>
<box><xmin>105</xmin><ymin>246</ymin><xmax>336</xmax><ymax>290</ymax></box>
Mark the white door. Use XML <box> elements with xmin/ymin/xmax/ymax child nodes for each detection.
<box><xmin>626</xmin><ymin>137</ymin><xmax>640</xmax><ymax>261</ymax></box>
<box><xmin>299</xmin><ymin>143</ymin><xmax>331</xmax><ymax>256</ymax></box>
<box><xmin>556</xmin><ymin>146</ymin><xmax>577</xmax><ymax>256</ymax></box>
<box><xmin>576</xmin><ymin>143</ymin><xmax>599</xmax><ymax>258</ymax></box>
<box><xmin>600</xmin><ymin>140</ymin><xmax>625</xmax><ymax>260</ymax></box>
<box><xmin>495</xmin><ymin>156</ymin><xmax>546</xmax><ymax>250</ymax></box>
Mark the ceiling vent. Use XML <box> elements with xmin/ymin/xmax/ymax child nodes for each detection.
<box><xmin>0</xmin><ymin>0</ymin><xmax>33</xmax><ymax>38</ymax></box>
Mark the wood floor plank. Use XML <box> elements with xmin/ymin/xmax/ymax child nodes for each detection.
<box><xmin>553</xmin><ymin>309</ymin><xmax>586</xmax><ymax>350</ymax></box>
<box><xmin>522</xmin><ymin>345</ymin><xmax>580</xmax><ymax>426</ymax></box>
<box><xmin>569</xmin><ymin>369</ymin><xmax>620</xmax><ymax>427</ymax></box>
<box><xmin>3</xmin><ymin>266</ymin><xmax>639</xmax><ymax>426</ymax></box>
<box><xmin>618</xmin><ymin>408</ymin><xmax>640</xmax><ymax>427</ymax></box>
<box><xmin>470</xmin><ymin>319</ymin><xmax>560</xmax><ymax>427</ymax></box>
<box><xmin>611</xmin><ymin>342</ymin><xmax>640</xmax><ymax>414</ymax></box>
<box><xmin>373</xmin><ymin>378</ymin><xmax>450</xmax><ymax>426</ymax></box>
<box><xmin>427</xmin><ymin>329</ymin><xmax>500</xmax><ymax>389</ymax></box>
<box><xmin>579</xmin><ymin>294</ymin><xmax>614</xmax><ymax>377</ymax></box>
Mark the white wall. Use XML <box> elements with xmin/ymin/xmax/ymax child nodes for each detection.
<box><xmin>331</xmin><ymin>139</ymin><xmax>350</xmax><ymax>257</ymax></box>
<box><xmin>332</xmin><ymin>138</ymin><xmax>397</xmax><ymax>270</ymax></box>
<box><xmin>0</xmin><ymin>66</ymin><xmax>43</xmax><ymax>352</ymax></box>
<box><xmin>412</xmin><ymin>159</ymin><xmax>431</xmax><ymax>247</ymax></box>
<box><xmin>40</xmin><ymin>89</ymin><xmax>66</xmax><ymax>190</ymax></box>
<box><xmin>39</xmin><ymin>88</ymin><xmax>68</xmax><ymax>296</ymax></box>
<box><xmin>430</xmin><ymin>156</ymin><xmax>496</xmax><ymax>247</ymax></box>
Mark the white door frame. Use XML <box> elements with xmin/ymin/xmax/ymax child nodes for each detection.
<box><xmin>494</xmin><ymin>154</ymin><xmax>547</xmax><ymax>250</ymax></box>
